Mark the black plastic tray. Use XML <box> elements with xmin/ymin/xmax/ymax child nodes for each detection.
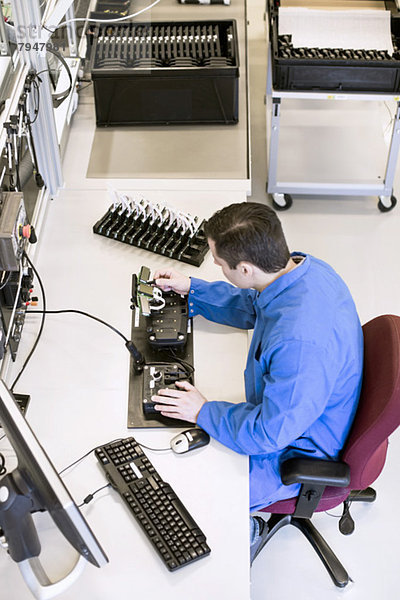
<box><xmin>89</xmin><ymin>20</ymin><xmax>239</xmax><ymax>125</ymax></box>
<box><xmin>268</xmin><ymin>0</ymin><xmax>400</xmax><ymax>92</ymax></box>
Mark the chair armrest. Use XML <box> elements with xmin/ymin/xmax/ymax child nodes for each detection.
<box><xmin>281</xmin><ymin>457</ymin><xmax>351</xmax><ymax>488</ymax></box>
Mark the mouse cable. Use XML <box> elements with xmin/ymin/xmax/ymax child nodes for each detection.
<box><xmin>59</xmin><ymin>437</ymin><xmax>171</xmax><ymax>477</ymax></box>
<box><xmin>134</xmin><ymin>441</ymin><xmax>172</xmax><ymax>453</ymax></box>
<box><xmin>10</xmin><ymin>251</ymin><xmax>46</xmax><ymax>393</ymax></box>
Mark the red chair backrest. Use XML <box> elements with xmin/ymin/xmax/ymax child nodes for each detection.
<box><xmin>342</xmin><ymin>314</ymin><xmax>400</xmax><ymax>491</ymax></box>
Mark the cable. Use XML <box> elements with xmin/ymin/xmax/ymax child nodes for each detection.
<box><xmin>28</xmin><ymin>77</ymin><xmax>41</xmax><ymax>125</ymax></box>
<box><xmin>135</xmin><ymin>441</ymin><xmax>171</xmax><ymax>452</ymax></box>
<box><xmin>46</xmin><ymin>47</ymin><xmax>73</xmax><ymax>108</ymax></box>
<box><xmin>0</xmin><ymin>272</ymin><xmax>11</xmax><ymax>291</ymax></box>
<box><xmin>78</xmin><ymin>483</ymin><xmax>111</xmax><ymax>508</ymax></box>
<box><xmin>0</xmin><ymin>452</ymin><xmax>6</xmax><ymax>476</ymax></box>
<box><xmin>166</xmin><ymin>350</ymin><xmax>195</xmax><ymax>376</ymax></box>
<box><xmin>10</xmin><ymin>252</ymin><xmax>46</xmax><ymax>392</ymax></box>
<box><xmin>26</xmin><ymin>309</ymin><xmax>129</xmax><ymax>344</ymax></box>
<box><xmin>77</xmin><ymin>81</ymin><xmax>93</xmax><ymax>93</ymax></box>
<box><xmin>59</xmin><ymin>438</ymin><xmax>122</xmax><ymax>475</ymax></box>
<box><xmin>45</xmin><ymin>0</ymin><xmax>161</xmax><ymax>32</ymax></box>
<box><xmin>58</xmin><ymin>436</ymin><xmax>171</xmax><ymax>477</ymax></box>
<box><xmin>23</xmin><ymin>75</ymin><xmax>44</xmax><ymax>187</ymax></box>
<box><xmin>59</xmin><ymin>448</ymin><xmax>97</xmax><ymax>476</ymax></box>
<box><xmin>4</xmin><ymin>260</ymin><xmax>24</xmax><ymax>349</ymax></box>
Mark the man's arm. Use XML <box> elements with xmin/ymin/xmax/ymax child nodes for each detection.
<box><xmin>154</xmin><ymin>268</ymin><xmax>257</xmax><ymax>329</ymax></box>
<box><xmin>154</xmin><ymin>341</ymin><xmax>339</xmax><ymax>455</ymax></box>
<box><xmin>196</xmin><ymin>341</ymin><xmax>339</xmax><ymax>455</ymax></box>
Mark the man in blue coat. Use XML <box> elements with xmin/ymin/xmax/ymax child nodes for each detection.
<box><xmin>152</xmin><ymin>202</ymin><xmax>363</xmax><ymax>563</ymax></box>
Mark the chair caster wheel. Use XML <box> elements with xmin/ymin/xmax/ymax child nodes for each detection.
<box><xmin>272</xmin><ymin>194</ymin><xmax>293</xmax><ymax>211</ymax></box>
<box><xmin>378</xmin><ymin>195</ymin><xmax>397</xmax><ymax>212</ymax></box>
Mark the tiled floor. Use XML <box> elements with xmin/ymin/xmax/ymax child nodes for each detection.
<box><xmin>247</xmin><ymin>1</ymin><xmax>400</xmax><ymax>599</ymax></box>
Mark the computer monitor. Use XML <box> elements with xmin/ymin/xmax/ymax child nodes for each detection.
<box><xmin>0</xmin><ymin>380</ymin><xmax>108</xmax><ymax>599</ymax></box>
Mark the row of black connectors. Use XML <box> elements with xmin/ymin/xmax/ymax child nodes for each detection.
<box><xmin>93</xmin><ymin>206</ymin><xmax>209</xmax><ymax>267</ymax></box>
<box><xmin>277</xmin><ymin>34</ymin><xmax>399</xmax><ymax>62</ymax></box>
<box><xmin>92</xmin><ymin>22</ymin><xmax>236</xmax><ymax>69</ymax></box>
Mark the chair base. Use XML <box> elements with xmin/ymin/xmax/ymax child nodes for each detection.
<box><xmin>264</xmin><ymin>514</ymin><xmax>350</xmax><ymax>588</ymax></box>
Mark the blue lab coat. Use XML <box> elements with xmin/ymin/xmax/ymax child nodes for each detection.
<box><xmin>191</xmin><ymin>253</ymin><xmax>363</xmax><ymax>511</ymax></box>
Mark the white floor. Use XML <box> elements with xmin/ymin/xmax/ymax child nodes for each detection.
<box><xmin>52</xmin><ymin>0</ymin><xmax>400</xmax><ymax>597</ymax></box>
<box><xmin>246</xmin><ymin>2</ymin><xmax>400</xmax><ymax>599</ymax></box>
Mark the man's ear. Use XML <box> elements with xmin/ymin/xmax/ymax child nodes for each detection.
<box><xmin>238</xmin><ymin>262</ymin><xmax>254</xmax><ymax>277</ymax></box>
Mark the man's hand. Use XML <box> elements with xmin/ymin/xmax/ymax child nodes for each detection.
<box><xmin>153</xmin><ymin>268</ymin><xmax>191</xmax><ymax>295</ymax></box>
<box><xmin>152</xmin><ymin>381</ymin><xmax>207</xmax><ymax>423</ymax></box>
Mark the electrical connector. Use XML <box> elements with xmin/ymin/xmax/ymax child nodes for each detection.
<box><xmin>125</xmin><ymin>340</ymin><xmax>145</xmax><ymax>373</ymax></box>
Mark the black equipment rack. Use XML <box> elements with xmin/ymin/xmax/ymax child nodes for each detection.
<box><xmin>89</xmin><ymin>20</ymin><xmax>240</xmax><ymax>125</ymax></box>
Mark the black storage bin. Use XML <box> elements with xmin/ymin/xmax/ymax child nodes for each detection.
<box><xmin>268</xmin><ymin>0</ymin><xmax>400</xmax><ymax>92</ymax></box>
<box><xmin>89</xmin><ymin>20</ymin><xmax>239</xmax><ymax>126</ymax></box>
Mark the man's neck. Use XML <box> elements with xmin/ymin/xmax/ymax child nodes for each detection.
<box><xmin>254</xmin><ymin>257</ymin><xmax>300</xmax><ymax>292</ymax></box>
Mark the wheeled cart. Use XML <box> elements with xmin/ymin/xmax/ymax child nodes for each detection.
<box><xmin>265</xmin><ymin>0</ymin><xmax>400</xmax><ymax>212</ymax></box>
<box><xmin>266</xmin><ymin>54</ymin><xmax>400</xmax><ymax>212</ymax></box>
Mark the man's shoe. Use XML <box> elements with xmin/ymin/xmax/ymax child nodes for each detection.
<box><xmin>250</xmin><ymin>516</ymin><xmax>270</xmax><ymax>565</ymax></box>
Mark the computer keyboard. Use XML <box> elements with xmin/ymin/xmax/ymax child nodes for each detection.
<box><xmin>95</xmin><ymin>437</ymin><xmax>211</xmax><ymax>571</ymax></box>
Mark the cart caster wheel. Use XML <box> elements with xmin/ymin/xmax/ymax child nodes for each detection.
<box><xmin>272</xmin><ymin>194</ymin><xmax>293</xmax><ymax>211</ymax></box>
<box><xmin>378</xmin><ymin>195</ymin><xmax>397</xmax><ymax>212</ymax></box>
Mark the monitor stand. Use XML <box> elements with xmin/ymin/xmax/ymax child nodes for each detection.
<box><xmin>18</xmin><ymin>553</ymin><xmax>86</xmax><ymax>600</ymax></box>
<box><xmin>0</xmin><ymin>471</ymin><xmax>86</xmax><ymax>600</ymax></box>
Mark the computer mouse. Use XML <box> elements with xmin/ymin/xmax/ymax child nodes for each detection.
<box><xmin>170</xmin><ymin>428</ymin><xmax>210</xmax><ymax>454</ymax></box>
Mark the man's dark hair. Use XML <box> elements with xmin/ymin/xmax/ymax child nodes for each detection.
<box><xmin>203</xmin><ymin>202</ymin><xmax>290</xmax><ymax>273</ymax></box>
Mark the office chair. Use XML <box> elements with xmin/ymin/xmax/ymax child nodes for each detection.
<box><xmin>255</xmin><ymin>314</ymin><xmax>400</xmax><ymax>587</ymax></box>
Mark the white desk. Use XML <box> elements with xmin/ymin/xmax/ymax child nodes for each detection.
<box><xmin>0</xmin><ymin>188</ymin><xmax>251</xmax><ymax>599</ymax></box>
<box><xmin>86</xmin><ymin>0</ymin><xmax>251</xmax><ymax>192</ymax></box>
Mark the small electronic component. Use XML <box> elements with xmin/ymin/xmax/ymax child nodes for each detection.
<box><xmin>0</xmin><ymin>192</ymin><xmax>37</xmax><ymax>362</ymax></box>
<box><xmin>146</xmin><ymin>294</ymin><xmax>188</xmax><ymax>348</ymax></box>
<box><xmin>142</xmin><ymin>364</ymin><xmax>193</xmax><ymax>415</ymax></box>
<box><xmin>133</xmin><ymin>266</ymin><xmax>165</xmax><ymax>317</ymax></box>
<box><xmin>131</xmin><ymin>266</ymin><xmax>189</xmax><ymax>349</ymax></box>
<box><xmin>0</xmin><ymin>264</ymin><xmax>36</xmax><ymax>360</ymax></box>
<box><xmin>0</xmin><ymin>192</ymin><xmax>28</xmax><ymax>271</ymax></box>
